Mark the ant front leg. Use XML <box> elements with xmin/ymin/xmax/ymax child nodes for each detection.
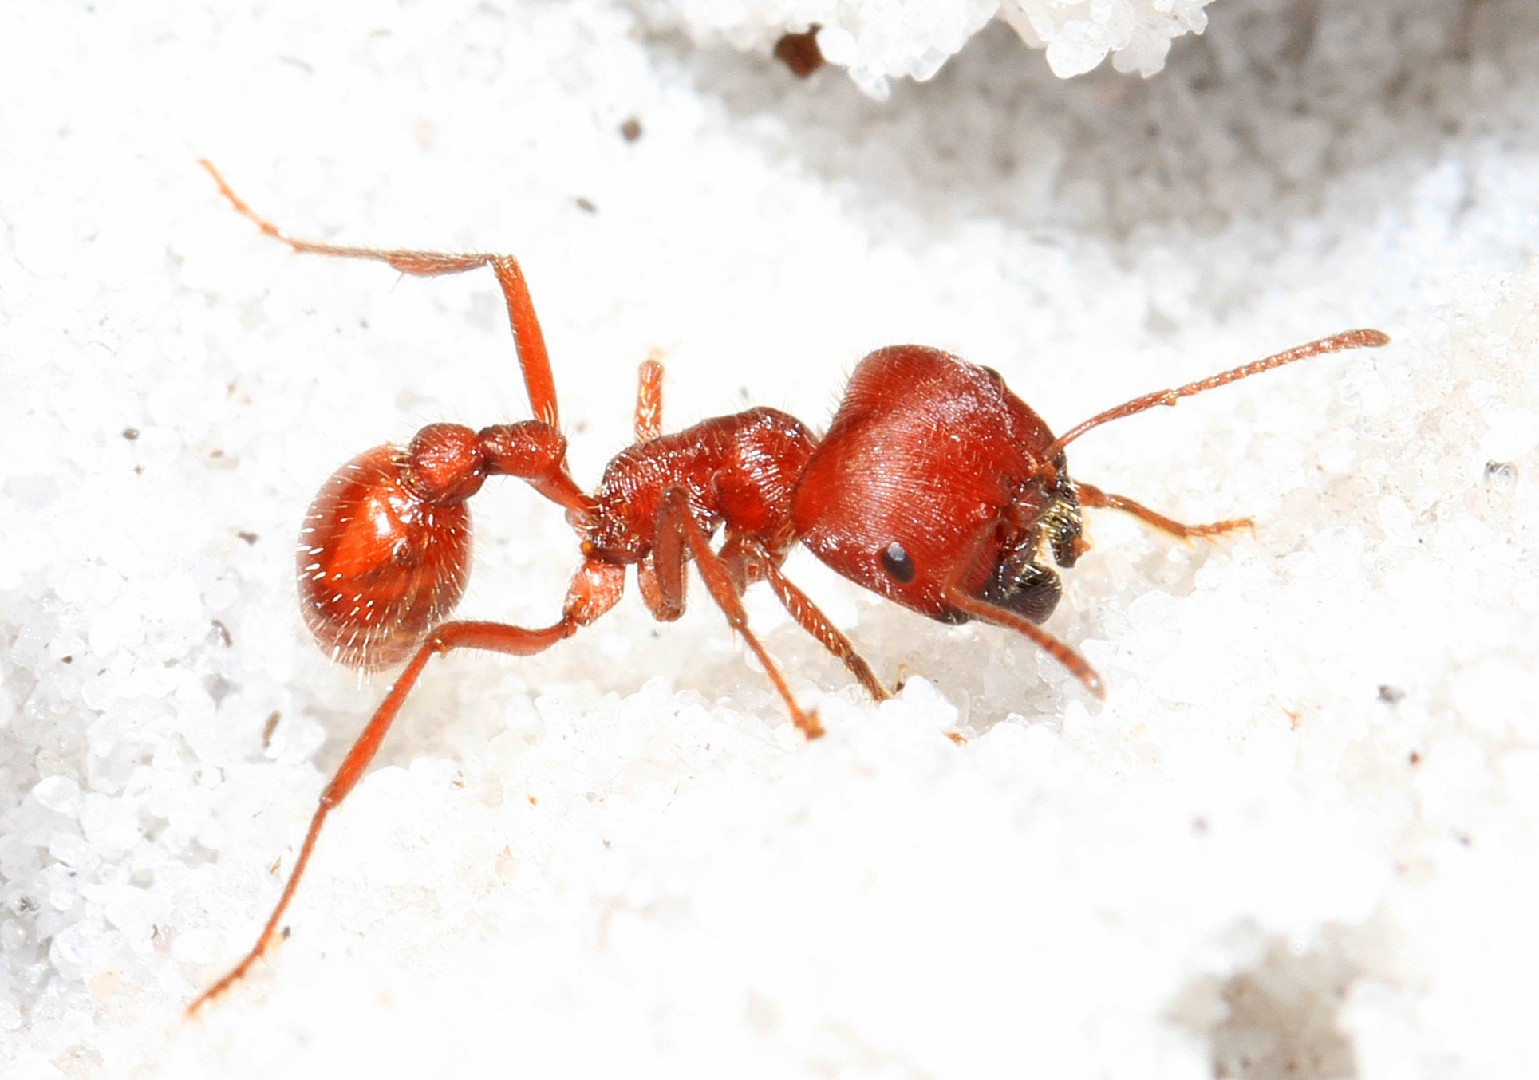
<box><xmin>188</xmin><ymin>559</ymin><xmax>627</xmax><ymax>1014</ymax></box>
<box><xmin>1076</xmin><ymin>481</ymin><xmax>1254</xmax><ymax>541</ymax></box>
<box><xmin>945</xmin><ymin>587</ymin><xmax>1106</xmax><ymax>699</ymax></box>
<box><xmin>748</xmin><ymin>547</ymin><xmax>889</xmax><ymax>703</ymax></box>
<box><xmin>938</xmin><ymin>532</ymin><xmax>1105</xmax><ymax>698</ymax></box>
<box><xmin>199</xmin><ymin>160</ymin><xmax>563</xmax><ymax>431</ymax></box>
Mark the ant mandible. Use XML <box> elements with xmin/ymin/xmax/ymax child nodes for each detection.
<box><xmin>190</xmin><ymin>161</ymin><xmax>1389</xmax><ymax>1012</ymax></box>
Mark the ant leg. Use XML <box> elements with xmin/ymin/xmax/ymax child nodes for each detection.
<box><xmin>653</xmin><ymin>490</ymin><xmax>823</xmax><ymax>739</ymax></box>
<box><xmin>185</xmin><ymin>620</ymin><xmax>567</xmax><ymax>1014</ymax></box>
<box><xmin>755</xmin><ymin>556</ymin><xmax>889</xmax><ymax>702</ymax></box>
<box><xmin>199</xmin><ymin>160</ymin><xmax>561</xmax><ymax>429</ymax></box>
<box><xmin>1077</xmin><ymin>481</ymin><xmax>1253</xmax><ymax>540</ymax></box>
<box><xmin>945</xmin><ymin>588</ymin><xmax>1105</xmax><ymax>699</ymax></box>
<box><xmin>635</xmin><ymin>558</ymin><xmax>678</xmax><ymax>623</ymax></box>
<box><xmin>711</xmin><ymin>534</ymin><xmax>886</xmax><ymax>700</ymax></box>
<box><xmin>637</xmin><ymin>488</ymin><xmax>690</xmax><ymax>623</ymax></box>
<box><xmin>188</xmin><ymin>560</ymin><xmax>626</xmax><ymax>1015</ymax></box>
<box><xmin>634</xmin><ymin>352</ymin><xmax>665</xmax><ymax>442</ymax></box>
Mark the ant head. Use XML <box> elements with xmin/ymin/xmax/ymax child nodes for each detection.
<box><xmin>298</xmin><ymin>443</ymin><xmax>474</xmax><ymax>669</ymax></box>
<box><xmin>793</xmin><ymin>346</ymin><xmax>1074</xmax><ymax>627</ymax></box>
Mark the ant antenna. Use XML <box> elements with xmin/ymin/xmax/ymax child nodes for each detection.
<box><xmin>1041</xmin><ymin>329</ymin><xmax>1390</xmax><ymax>461</ymax></box>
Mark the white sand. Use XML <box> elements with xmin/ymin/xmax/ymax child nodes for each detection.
<box><xmin>3</xmin><ymin>1</ymin><xmax>1537</xmax><ymax>1077</ymax></box>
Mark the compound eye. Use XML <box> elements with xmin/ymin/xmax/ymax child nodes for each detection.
<box><xmin>879</xmin><ymin>541</ymin><xmax>916</xmax><ymax>584</ymax></box>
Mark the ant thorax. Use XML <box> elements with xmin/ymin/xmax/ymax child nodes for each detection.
<box><xmin>586</xmin><ymin>407</ymin><xmax>815</xmax><ymax>565</ymax></box>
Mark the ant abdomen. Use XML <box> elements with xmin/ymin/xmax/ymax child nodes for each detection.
<box><xmin>297</xmin><ymin>445</ymin><xmax>474</xmax><ymax>669</ymax></box>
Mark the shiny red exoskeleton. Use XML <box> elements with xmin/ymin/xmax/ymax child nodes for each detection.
<box><xmin>191</xmin><ymin>161</ymin><xmax>1389</xmax><ymax>1011</ymax></box>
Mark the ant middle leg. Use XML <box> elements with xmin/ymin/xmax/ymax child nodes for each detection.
<box><xmin>1076</xmin><ymin>481</ymin><xmax>1254</xmax><ymax>541</ymax></box>
<box><xmin>652</xmin><ymin>489</ymin><xmax>823</xmax><ymax>738</ymax></box>
<box><xmin>645</xmin><ymin>513</ymin><xmax>886</xmax><ymax>707</ymax></box>
<box><xmin>199</xmin><ymin>160</ymin><xmax>562</xmax><ymax>429</ymax></box>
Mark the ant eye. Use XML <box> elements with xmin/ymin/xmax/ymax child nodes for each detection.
<box><xmin>879</xmin><ymin>541</ymin><xmax>916</xmax><ymax>584</ymax></box>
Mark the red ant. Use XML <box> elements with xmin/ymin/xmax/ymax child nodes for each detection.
<box><xmin>190</xmin><ymin>161</ymin><xmax>1389</xmax><ymax>1012</ymax></box>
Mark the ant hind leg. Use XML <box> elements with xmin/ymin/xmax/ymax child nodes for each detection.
<box><xmin>188</xmin><ymin>559</ymin><xmax>626</xmax><ymax>1015</ymax></box>
<box><xmin>198</xmin><ymin>159</ymin><xmax>562</xmax><ymax>429</ymax></box>
<box><xmin>186</xmin><ymin>618</ymin><xmax>572</xmax><ymax>1014</ymax></box>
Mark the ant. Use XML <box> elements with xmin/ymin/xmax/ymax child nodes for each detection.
<box><xmin>190</xmin><ymin>161</ymin><xmax>1389</xmax><ymax>1012</ymax></box>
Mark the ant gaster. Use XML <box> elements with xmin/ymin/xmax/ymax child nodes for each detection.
<box><xmin>190</xmin><ymin>161</ymin><xmax>1389</xmax><ymax>1012</ymax></box>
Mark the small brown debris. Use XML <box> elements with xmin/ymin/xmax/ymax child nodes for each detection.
<box><xmin>774</xmin><ymin>27</ymin><xmax>824</xmax><ymax>78</ymax></box>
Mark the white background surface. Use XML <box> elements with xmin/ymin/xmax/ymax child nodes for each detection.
<box><xmin>2</xmin><ymin>1</ymin><xmax>1537</xmax><ymax>1077</ymax></box>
